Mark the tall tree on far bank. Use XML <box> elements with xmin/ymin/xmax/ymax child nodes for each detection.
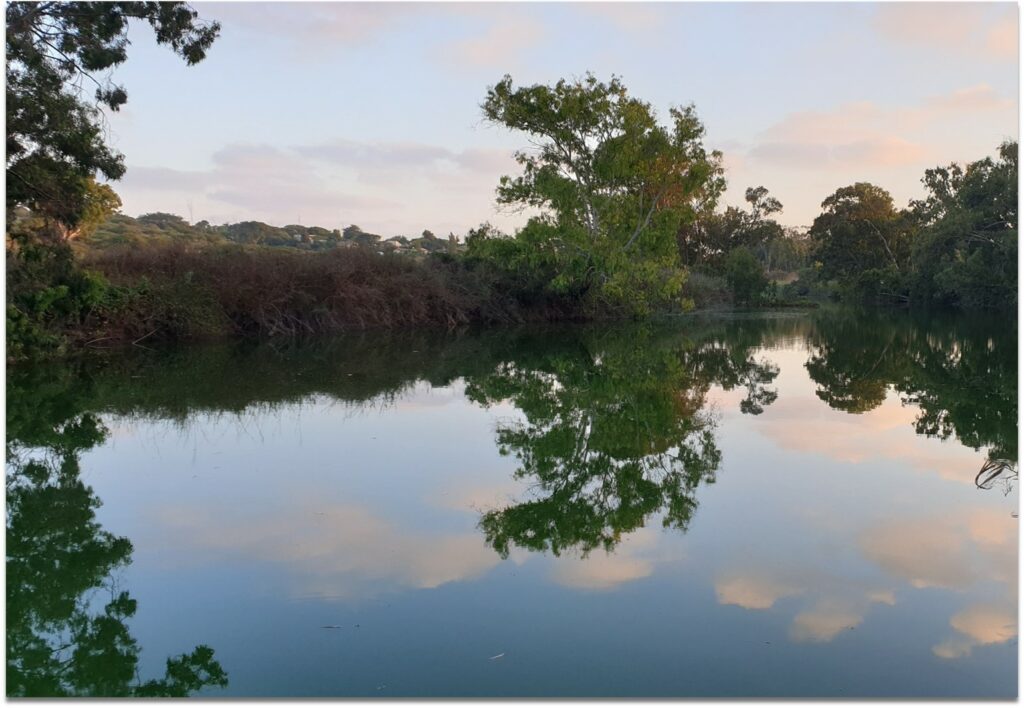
<box><xmin>677</xmin><ymin>185</ymin><xmax>786</xmax><ymax>272</ymax></box>
<box><xmin>909</xmin><ymin>141</ymin><xmax>1017</xmax><ymax>310</ymax></box>
<box><xmin>480</xmin><ymin>73</ymin><xmax>725</xmax><ymax>316</ymax></box>
<box><xmin>6</xmin><ymin>1</ymin><xmax>220</xmax><ymax>240</ymax></box>
<box><xmin>809</xmin><ymin>182</ymin><xmax>913</xmax><ymax>282</ymax></box>
<box><xmin>808</xmin><ymin>182</ymin><xmax>919</xmax><ymax>304</ymax></box>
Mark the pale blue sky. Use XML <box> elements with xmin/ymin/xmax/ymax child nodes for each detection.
<box><xmin>106</xmin><ymin>1</ymin><xmax>1018</xmax><ymax>236</ymax></box>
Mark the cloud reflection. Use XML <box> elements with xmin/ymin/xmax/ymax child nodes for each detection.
<box><xmin>155</xmin><ymin>502</ymin><xmax>502</xmax><ymax>600</ymax></box>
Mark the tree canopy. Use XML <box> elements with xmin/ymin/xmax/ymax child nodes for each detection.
<box><xmin>480</xmin><ymin>73</ymin><xmax>725</xmax><ymax>315</ymax></box>
<box><xmin>6</xmin><ymin>1</ymin><xmax>220</xmax><ymax>236</ymax></box>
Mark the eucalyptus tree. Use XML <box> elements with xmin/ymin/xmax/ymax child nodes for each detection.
<box><xmin>481</xmin><ymin>74</ymin><xmax>725</xmax><ymax>316</ymax></box>
<box><xmin>909</xmin><ymin>141</ymin><xmax>1017</xmax><ymax>310</ymax></box>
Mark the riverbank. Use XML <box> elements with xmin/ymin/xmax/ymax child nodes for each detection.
<box><xmin>6</xmin><ymin>240</ymin><xmax>608</xmax><ymax>361</ymax></box>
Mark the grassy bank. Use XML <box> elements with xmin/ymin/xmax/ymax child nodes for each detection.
<box><xmin>7</xmin><ymin>240</ymin><xmax>602</xmax><ymax>359</ymax></box>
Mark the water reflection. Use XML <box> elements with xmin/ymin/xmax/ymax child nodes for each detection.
<box><xmin>6</xmin><ymin>370</ymin><xmax>229</xmax><ymax>697</ymax></box>
<box><xmin>804</xmin><ymin>309</ymin><xmax>1017</xmax><ymax>484</ymax></box>
<box><xmin>466</xmin><ymin>326</ymin><xmax>778</xmax><ymax>557</ymax></box>
<box><xmin>5</xmin><ymin>310</ymin><xmax>1017</xmax><ymax>696</ymax></box>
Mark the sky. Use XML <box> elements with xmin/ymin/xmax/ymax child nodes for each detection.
<box><xmin>104</xmin><ymin>1</ymin><xmax>1019</xmax><ymax>236</ymax></box>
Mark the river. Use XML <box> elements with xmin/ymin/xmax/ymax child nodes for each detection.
<box><xmin>6</xmin><ymin>308</ymin><xmax>1017</xmax><ymax>697</ymax></box>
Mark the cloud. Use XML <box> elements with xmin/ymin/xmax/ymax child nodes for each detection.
<box><xmin>926</xmin><ymin>84</ymin><xmax>1015</xmax><ymax>112</ymax></box>
<box><xmin>125</xmin><ymin>143</ymin><xmax>398</xmax><ymax>217</ymax></box>
<box><xmin>743</xmin><ymin>83</ymin><xmax>1014</xmax><ymax>200</ymax></box>
<box><xmin>119</xmin><ymin>139</ymin><xmax>520</xmax><ymax>235</ymax></box>
<box><xmin>714</xmin><ymin>567</ymin><xmax>896</xmax><ymax>643</ymax></box>
<box><xmin>872</xmin><ymin>3</ymin><xmax>1017</xmax><ymax>61</ymax></box>
<box><xmin>860</xmin><ymin>507</ymin><xmax>1016</xmax><ymax>591</ymax></box>
<box><xmin>295</xmin><ymin>141</ymin><xmax>453</xmax><ymax>169</ymax></box>
<box><xmin>295</xmin><ymin>140</ymin><xmax>516</xmax><ymax>181</ymax></box>
<box><xmin>749</xmin><ymin>100</ymin><xmax>932</xmax><ymax>170</ymax></box>
<box><xmin>986</xmin><ymin>15</ymin><xmax>1018</xmax><ymax>60</ymax></box>
<box><xmin>750</xmin><ymin>137</ymin><xmax>925</xmax><ymax>170</ymax></box>
<box><xmin>438</xmin><ymin>15</ymin><xmax>545</xmax><ymax>70</ymax></box>
<box><xmin>574</xmin><ymin>3</ymin><xmax>668</xmax><ymax>32</ymax></box>
<box><xmin>552</xmin><ymin>553</ymin><xmax>654</xmax><ymax>591</ymax></box>
<box><xmin>755</xmin><ymin>394</ymin><xmax>985</xmax><ymax>484</ymax></box>
<box><xmin>204</xmin><ymin>2</ymin><xmax>425</xmax><ymax>46</ymax></box>
<box><xmin>790</xmin><ymin>600</ymin><xmax>866</xmax><ymax>643</ymax></box>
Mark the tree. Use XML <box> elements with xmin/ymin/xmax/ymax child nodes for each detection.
<box><xmin>481</xmin><ymin>73</ymin><xmax>725</xmax><ymax>316</ymax></box>
<box><xmin>908</xmin><ymin>141</ymin><xmax>1017</xmax><ymax>310</ymax></box>
<box><xmin>6</xmin><ymin>2</ymin><xmax>220</xmax><ymax>235</ymax></box>
<box><xmin>677</xmin><ymin>186</ymin><xmax>785</xmax><ymax>272</ymax></box>
<box><xmin>803</xmin><ymin>308</ymin><xmax>1016</xmax><ymax>468</ymax></box>
<box><xmin>724</xmin><ymin>246</ymin><xmax>768</xmax><ymax>305</ymax></box>
<box><xmin>809</xmin><ymin>182</ymin><xmax>913</xmax><ymax>285</ymax></box>
<box><xmin>6</xmin><ymin>2</ymin><xmax>220</xmax><ymax>358</ymax></box>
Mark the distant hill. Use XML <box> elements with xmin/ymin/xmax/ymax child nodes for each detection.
<box><xmin>84</xmin><ymin>212</ymin><xmax>461</xmax><ymax>255</ymax></box>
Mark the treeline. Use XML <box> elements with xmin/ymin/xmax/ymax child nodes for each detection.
<box><xmin>81</xmin><ymin>211</ymin><xmax>460</xmax><ymax>255</ymax></box>
<box><xmin>5</xmin><ymin>2</ymin><xmax>1017</xmax><ymax>362</ymax></box>
<box><xmin>803</xmin><ymin>142</ymin><xmax>1017</xmax><ymax>310</ymax></box>
<box><xmin>671</xmin><ymin>141</ymin><xmax>1018</xmax><ymax>311</ymax></box>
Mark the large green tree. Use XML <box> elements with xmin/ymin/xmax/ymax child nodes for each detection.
<box><xmin>908</xmin><ymin>141</ymin><xmax>1017</xmax><ymax>310</ymax></box>
<box><xmin>809</xmin><ymin>182</ymin><xmax>915</xmax><ymax>299</ymax></box>
<box><xmin>480</xmin><ymin>74</ymin><xmax>725</xmax><ymax>316</ymax></box>
<box><xmin>6</xmin><ymin>1</ymin><xmax>220</xmax><ymax>238</ymax></box>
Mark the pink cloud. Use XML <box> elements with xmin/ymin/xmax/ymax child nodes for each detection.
<box><xmin>872</xmin><ymin>3</ymin><xmax>1017</xmax><ymax>62</ymax></box>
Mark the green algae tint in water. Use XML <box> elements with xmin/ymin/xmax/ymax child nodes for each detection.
<box><xmin>6</xmin><ymin>309</ymin><xmax>1017</xmax><ymax>698</ymax></box>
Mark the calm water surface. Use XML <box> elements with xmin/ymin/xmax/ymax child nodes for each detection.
<box><xmin>7</xmin><ymin>309</ymin><xmax>1018</xmax><ymax>697</ymax></box>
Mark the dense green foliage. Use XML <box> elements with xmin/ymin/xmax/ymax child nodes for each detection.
<box><xmin>795</xmin><ymin>142</ymin><xmax>1017</xmax><ymax>310</ymax></box>
<box><xmin>679</xmin><ymin>186</ymin><xmax>791</xmax><ymax>272</ymax></box>
<box><xmin>469</xmin><ymin>325</ymin><xmax>779</xmax><ymax>556</ymax></box>
<box><xmin>473</xmin><ymin>74</ymin><xmax>725</xmax><ymax>317</ymax></box>
<box><xmin>677</xmin><ymin>185</ymin><xmax>808</xmax><ymax>308</ymax></box>
<box><xmin>6</xmin><ymin>1</ymin><xmax>222</xmax><ymax>359</ymax></box>
<box><xmin>724</xmin><ymin>247</ymin><xmax>770</xmax><ymax>306</ymax></box>
<box><xmin>907</xmin><ymin>141</ymin><xmax>1018</xmax><ymax>310</ymax></box>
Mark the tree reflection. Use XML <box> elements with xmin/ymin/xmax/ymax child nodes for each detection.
<box><xmin>465</xmin><ymin>326</ymin><xmax>779</xmax><ymax>557</ymax></box>
<box><xmin>804</xmin><ymin>309</ymin><xmax>1017</xmax><ymax>479</ymax></box>
<box><xmin>6</xmin><ymin>370</ymin><xmax>228</xmax><ymax>697</ymax></box>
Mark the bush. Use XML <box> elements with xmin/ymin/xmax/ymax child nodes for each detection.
<box><xmin>680</xmin><ymin>270</ymin><xmax>731</xmax><ymax>309</ymax></box>
<box><xmin>724</xmin><ymin>247</ymin><xmax>769</xmax><ymax>306</ymax></box>
<box><xmin>6</xmin><ymin>233</ymin><xmax>111</xmax><ymax>359</ymax></box>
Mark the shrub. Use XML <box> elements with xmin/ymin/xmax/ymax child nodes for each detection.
<box><xmin>680</xmin><ymin>270</ymin><xmax>731</xmax><ymax>309</ymax></box>
<box><xmin>724</xmin><ymin>247</ymin><xmax>769</xmax><ymax>306</ymax></box>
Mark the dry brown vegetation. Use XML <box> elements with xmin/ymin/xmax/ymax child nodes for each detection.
<box><xmin>77</xmin><ymin>243</ymin><xmax>584</xmax><ymax>347</ymax></box>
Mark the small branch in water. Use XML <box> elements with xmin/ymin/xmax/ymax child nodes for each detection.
<box><xmin>132</xmin><ymin>330</ymin><xmax>157</xmax><ymax>348</ymax></box>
